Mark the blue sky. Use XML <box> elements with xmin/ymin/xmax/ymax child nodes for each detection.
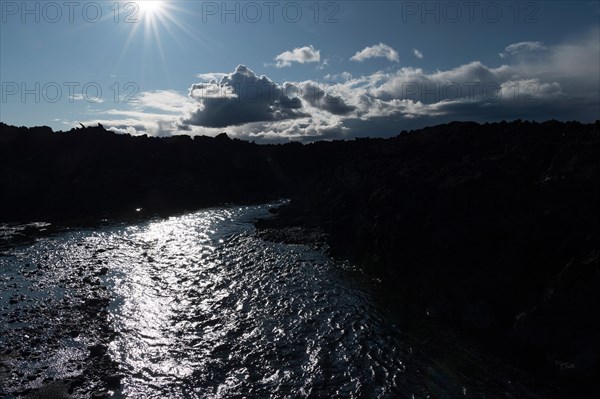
<box><xmin>1</xmin><ymin>0</ymin><xmax>599</xmax><ymax>141</ymax></box>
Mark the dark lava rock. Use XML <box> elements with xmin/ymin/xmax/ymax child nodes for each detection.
<box><xmin>88</xmin><ymin>344</ymin><xmax>107</xmax><ymax>358</ymax></box>
<box><xmin>255</xmin><ymin>120</ymin><xmax>600</xmax><ymax>391</ymax></box>
<box><xmin>67</xmin><ymin>375</ymin><xmax>85</xmax><ymax>389</ymax></box>
<box><xmin>68</xmin><ymin>329</ymin><xmax>80</xmax><ymax>338</ymax></box>
<box><xmin>102</xmin><ymin>373</ymin><xmax>123</xmax><ymax>389</ymax></box>
<box><xmin>511</xmin><ymin>253</ymin><xmax>600</xmax><ymax>380</ymax></box>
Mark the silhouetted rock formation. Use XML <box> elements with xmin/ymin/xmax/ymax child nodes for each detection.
<box><xmin>1</xmin><ymin>119</ymin><xmax>599</xmax><ymax>393</ymax></box>
<box><xmin>0</xmin><ymin>122</ymin><xmax>310</xmax><ymax>222</ymax></box>
<box><xmin>258</xmin><ymin>119</ymin><xmax>600</xmax><ymax>393</ymax></box>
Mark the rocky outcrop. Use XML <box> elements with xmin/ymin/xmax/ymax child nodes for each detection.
<box><xmin>0</xmin><ymin>123</ymin><xmax>301</xmax><ymax>222</ymax></box>
<box><xmin>257</xmin><ymin>120</ymin><xmax>600</xmax><ymax>393</ymax></box>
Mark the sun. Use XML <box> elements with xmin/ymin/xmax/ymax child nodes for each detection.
<box><xmin>137</xmin><ymin>0</ymin><xmax>164</xmax><ymax>16</ymax></box>
<box><xmin>114</xmin><ymin>0</ymin><xmax>210</xmax><ymax>79</ymax></box>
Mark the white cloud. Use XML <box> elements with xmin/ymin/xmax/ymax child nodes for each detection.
<box><xmin>350</xmin><ymin>43</ymin><xmax>399</xmax><ymax>62</ymax></box>
<box><xmin>196</xmin><ymin>72</ymin><xmax>228</xmax><ymax>82</ymax></box>
<box><xmin>183</xmin><ymin>65</ymin><xmax>309</xmax><ymax>128</ymax></box>
<box><xmin>273</xmin><ymin>45</ymin><xmax>321</xmax><ymax>68</ymax></box>
<box><xmin>413</xmin><ymin>48</ymin><xmax>423</xmax><ymax>59</ymax></box>
<box><xmin>316</xmin><ymin>58</ymin><xmax>329</xmax><ymax>70</ymax></box>
<box><xmin>499</xmin><ymin>41</ymin><xmax>547</xmax><ymax>58</ymax></box>
<box><xmin>136</xmin><ymin>90</ymin><xmax>193</xmax><ymax>113</ymax></box>
<box><xmin>69</xmin><ymin>94</ymin><xmax>104</xmax><ymax>103</ymax></box>
<box><xmin>89</xmin><ymin>27</ymin><xmax>599</xmax><ymax>142</ymax></box>
<box><xmin>76</xmin><ymin>90</ymin><xmax>193</xmax><ymax>136</ymax></box>
<box><xmin>324</xmin><ymin>72</ymin><xmax>353</xmax><ymax>81</ymax></box>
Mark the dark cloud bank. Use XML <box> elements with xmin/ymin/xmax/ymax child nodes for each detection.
<box><xmin>181</xmin><ymin>65</ymin><xmax>355</xmax><ymax>130</ymax></box>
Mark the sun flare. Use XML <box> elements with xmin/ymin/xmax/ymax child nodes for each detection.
<box><xmin>137</xmin><ymin>0</ymin><xmax>164</xmax><ymax>16</ymax></box>
<box><xmin>114</xmin><ymin>0</ymin><xmax>208</xmax><ymax>78</ymax></box>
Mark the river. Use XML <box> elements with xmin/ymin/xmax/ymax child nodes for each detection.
<box><xmin>0</xmin><ymin>204</ymin><xmax>553</xmax><ymax>398</ymax></box>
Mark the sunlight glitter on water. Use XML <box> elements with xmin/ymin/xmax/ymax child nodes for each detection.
<box><xmin>1</xmin><ymin>203</ymin><xmax>553</xmax><ymax>398</ymax></box>
<box><xmin>99</xmin><ymin>205</ymin><xmax>399</xmax><ymax>398</ymax></box>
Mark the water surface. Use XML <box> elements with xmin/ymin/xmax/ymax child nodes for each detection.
<box><xmin>1</xmin><ymin>204</ymin><xmax>552</xmax><ymax>398</ymax></box>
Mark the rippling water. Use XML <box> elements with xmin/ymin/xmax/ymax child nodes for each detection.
<box><xmin>1</xmin><ymin>204</ymin><xmax>552</xmax><ymax>398</ymax></box>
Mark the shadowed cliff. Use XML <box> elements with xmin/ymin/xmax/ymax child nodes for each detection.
<box><xmin>0</xmin><ymin>122</ymin><xmax>312</xmax><ymax>222</ymax></box>
<box><xmin>258</xmin><ymin>119</ymin><xmax>600</xmax><ymax>393</ymax></box>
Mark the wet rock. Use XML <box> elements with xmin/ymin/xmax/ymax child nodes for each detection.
<box><xmin>88</xmin><ymin>344</ymin><xmax>108</xmax><ymax>358</ymax></box>
<box><xmin>68</xmin><ymin>329</ymin><xmax>80</xmax><ymax>338</ymax></box>
<box><xmin>67</xmin><ymin>375</ymin><xmax>85</xmax><ymax>389</ymax></box>
<box><xmin>511</xmin><ymin>255</ymin><xmax>600</xmax><ymax>381</ymax></box>
<box><xmin>26</xmin><ymin>381</ymin><xmax>69</xmax><ymax>399</ymax></box>
<box><xmin>102</xmin><ymin>373</ymin><xmax>123</xmax><ymax>389</ymax></box>
<box><xmin>14</xmin><ymin>387</ymin><xmax>32</xmax><ymax>396</ymax></box>
<box><xmin>82</xmin><ymin>297</ymin><xmax>109</xmax><ymax>310</ymax></box>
